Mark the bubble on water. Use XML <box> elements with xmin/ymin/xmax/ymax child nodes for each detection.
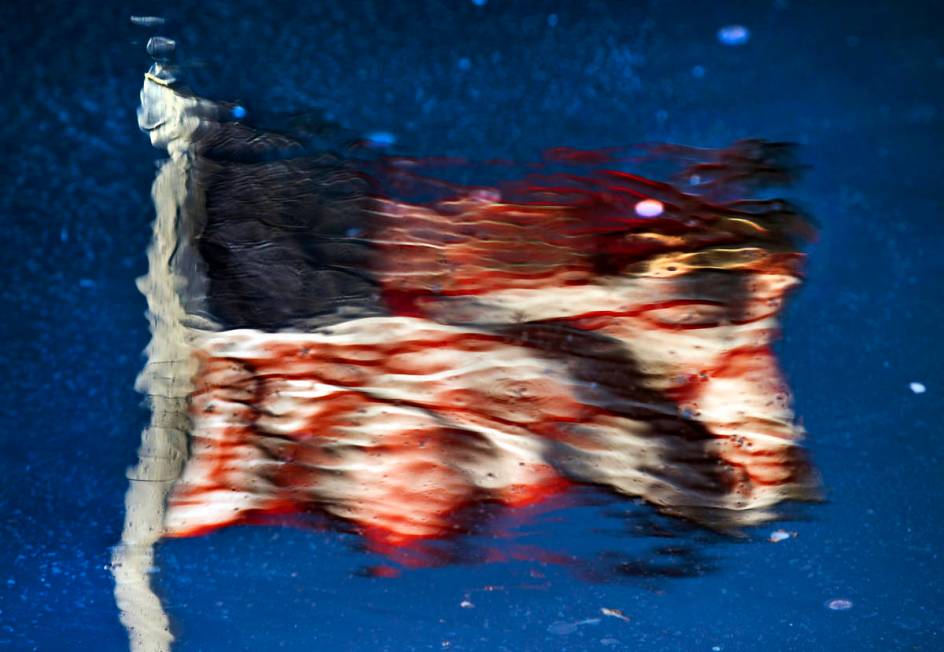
<box><xmin>718</xmin><ymin>25</ymin><xmax>750</xmax><ymax>46</ymax></box>
<box><xmin>909</xmin><ymin>382</ymin><xmax>926</xmax><ymax>394</ymax></box>
<box><xmin>826</xmin><ymin>598</ymin><xmax>853</xmax><ymax>611</ymax></box>
<box><xmin>635</xmin><ymin>199</ymin><xmax>664</xmax><ymax>218</ymax></box>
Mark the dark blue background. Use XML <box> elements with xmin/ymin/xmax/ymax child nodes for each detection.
<box><xmin>2</xmin><ymin>1</ymin><xmax>942</xmax><ymax>650</ymax></box>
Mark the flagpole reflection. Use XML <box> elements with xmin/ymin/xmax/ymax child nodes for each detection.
<box><xmin>113</xmin><ymin>34</ymin><xmax>211</xmax><ymax>652</ymax></box>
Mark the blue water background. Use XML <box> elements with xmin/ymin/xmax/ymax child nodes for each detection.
<box><xmin>1</xmin><ymin>1</ymin><xmax>942</xmax><ymax>649</ymax></box>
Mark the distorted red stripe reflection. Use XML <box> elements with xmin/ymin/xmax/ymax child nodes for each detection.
<box><xmin>163</xmin><ymin>147</ymin><xmax>818</xmax><ymax>548</ymax></box>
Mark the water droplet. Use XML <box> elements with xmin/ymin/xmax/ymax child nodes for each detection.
<box><xmin>635</xmin><ymin>199</ymin><xmax>664</xmax><ymax>218</ymax></box>
<box><xmin>768</xmin><ymin>529</ymin><xmax>792</xmax><ymax>543</ymax></box>
<box><xmin>826</xmin><ymin>598</ymin><xmax>853</xmax><ymax>611</ymax></box>
<box><xmin>717</xmin><ymin>25</ymin><xmax>750</xmax><ymax>46</ymax></box>
<box><xmin>365</xmin><ymin>131</ymin><xmax>397</xmax><ymax>148</ymax></box>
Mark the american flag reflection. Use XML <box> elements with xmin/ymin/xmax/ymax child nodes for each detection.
<box><xmin>113</xmin><ymin>47</ymin><xmax>818</xmax><ymax>652</ymax></box>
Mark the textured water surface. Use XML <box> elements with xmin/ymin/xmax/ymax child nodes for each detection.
<box><xmin>1</xmin><ymin>1</ymin><xmax>942</xmax><ymax>650</ymax></box>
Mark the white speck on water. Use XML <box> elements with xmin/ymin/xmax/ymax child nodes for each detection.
<box><xmin>469</xmin><ymin>188</ymin><xmax>501</xmax><ymax>202</ymax></box>
<box><xmin>635</xmin><ymin>199</ymin><xmax>664</xmax><ymax>218</ymax></box>
<box><xmin>826</xmin><ymin>598</ymin><xmax>854</xmax><ymax>611</ymax></box>
<box><xmin>769</xmin><ymin>529</ymin><xmax>792</xmax><ymax>543</ymax></box>
<box><xmin>130</xmin><ymin>16</ymin><xmax>166</xmax><ymax>27</ymax></box>
<box><xmin>910</xmin><ymin>382</ymin><xmax>926</xmax><ymax>394</ymax></box>
<box><xmin>718</xmin><ymin>25</ymin><xmax>750</xmax><ymax>46</ymax></box>
<box><xmin>600</xmin><ymin>607</ymin><xmax>630</xmax><ymax>621</ymax></box>
<box><xmin>460</xmin><ymin>599</ymin><xmax>473</xmax><ymax>608</ymax></box>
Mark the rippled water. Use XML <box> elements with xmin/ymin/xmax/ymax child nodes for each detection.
<box><xmin>2</xmin><ymin>2</ymin><xmax>942</xmax><ymax>650</ymax></box>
